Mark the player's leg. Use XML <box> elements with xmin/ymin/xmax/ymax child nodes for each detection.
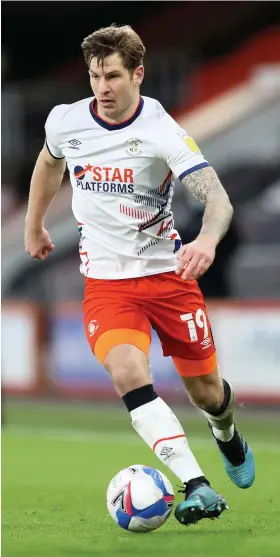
<box><xmin>104</xmin><ymin>343</ymin><xmax>208</xmax><ymax>492</ymax></box>
<box><xmin>106</xmin><ymin>344</ymin><xmax>228</xmax><ymax>524</ymax></box>
<box><xmin>83</xmin><ymin>276</ymin><xmax>215</xmax><ymax>523</ymax></box>
<box><xmin>147</xmin><ymin>272</ymin><xmax>255</xmax><ymax>495</ymax></box>
<box><xmin>147</xmin><ymin>273</ymin><xmax>252</xmax><ymax>525</ymax></box>
<box><xmin>169</xmin><ymin>355</ymin><xmax>230</xmax><ymax>525</ymax></box>
<box><xmin>178</xmin><ymin>365</ymin><xmax>255</xmax><ymax>490</ymax></box>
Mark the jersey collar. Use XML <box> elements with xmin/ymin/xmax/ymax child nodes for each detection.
<box><xmin>89</xmin><ymin>97</ymin><xmax>144</xmax><ymax>130</ymax></box>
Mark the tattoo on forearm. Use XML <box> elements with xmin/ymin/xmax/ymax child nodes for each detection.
<box><xmin>181</xmin><ymin>166</ymin><xmax>233</xmax><ymax>242</ymax></box>
<box><xmin>182</xmin><ymin>166</ymin><xmax>225</xmax><ymax>204</ymax></box>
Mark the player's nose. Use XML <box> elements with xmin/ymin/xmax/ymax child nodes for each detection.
<box><xmin>98</xmin><ymin>78</ymin><xmax>111</xmax><ymax>94</ymax></box>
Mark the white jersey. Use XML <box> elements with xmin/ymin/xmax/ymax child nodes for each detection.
<box><xmin>45</xmin><ymin>95</ymin><xmax>209</xmax><ymax>279</ymax></box>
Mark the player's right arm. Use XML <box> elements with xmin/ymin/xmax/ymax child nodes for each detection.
<box><xmin>25</xmin><ymin>106</ymin><xmax>66</xmax><ymax>260</ymax></box>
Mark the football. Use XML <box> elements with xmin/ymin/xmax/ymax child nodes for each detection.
<box><xmin>106</xmin><ymin>464</ymin><xmax>174</xmax><ymax>533</ymax></box>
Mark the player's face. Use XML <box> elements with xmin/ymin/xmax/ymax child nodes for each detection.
<box><xmin>89</xmin><ymin>53</ymin><xmax>144</xmax><ymax>120</ymax></box>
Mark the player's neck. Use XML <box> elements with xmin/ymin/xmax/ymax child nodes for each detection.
<box><xmin>94</xmin><ymin>95</ymin><xmax>141</xmax><ymax>125</ymax></box>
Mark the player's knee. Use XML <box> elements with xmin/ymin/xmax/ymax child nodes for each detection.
<box><xmin>104</xmin><ymin>345</ymin><xmax>150</xmax><ymax>396</ymax></box>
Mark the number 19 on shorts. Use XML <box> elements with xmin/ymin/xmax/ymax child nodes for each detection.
<box><xmin>180</xmin><ymin>309</ymin><xmax>209</xmax><ymax>342</ymax></box>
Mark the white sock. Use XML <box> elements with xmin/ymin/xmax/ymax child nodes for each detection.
<box><xmin>130</xmin><ymin>397</ymin><xmax>204</xmax><ymax>484</ymax></box>
<box><xmin>212</xmin><ymin>424</ymin><xmax>235</xmax><ymax>442</ymax></box>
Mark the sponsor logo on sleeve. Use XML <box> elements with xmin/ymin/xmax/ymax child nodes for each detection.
<box><xmin>184</xmin><ymin>137</ymin><xmax>201</xmax><ymax>153</ymax></box>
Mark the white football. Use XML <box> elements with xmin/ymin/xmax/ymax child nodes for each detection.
<box><xmin>106</xmin><ymin>464</ymin><xmax>174</xmax><ymax>533</ymax></box>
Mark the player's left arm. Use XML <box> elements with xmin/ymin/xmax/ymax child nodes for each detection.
<box><xmin>176</xmin><ymin>166</ymin><xmax>233</xmax><ymax>280</ymax></box>
<box><xmin>182</xmin><ymin>165</ymin><xmax>233</xmax><ymax>242</ymax></box>
<box><xmin>158</xmin><ymin>111</ymin><xmax>233</xmax><ymax>281</ymax></box>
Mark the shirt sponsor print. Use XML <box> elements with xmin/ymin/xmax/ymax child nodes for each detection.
<box><xmin>74</xmin><ymin>164</ymin><xmax>134</xmax><ymax>194</ymax></box>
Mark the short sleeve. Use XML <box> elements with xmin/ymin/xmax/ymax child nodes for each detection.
<box><xmin>44</xmin><ymin>105</ymin><xmax>65</xmax><ymax>159</ymax></box>
<box><xmin>158</xmin><ymin>113</ymin><xmax>209</xmax><ymax>181</ymax></box>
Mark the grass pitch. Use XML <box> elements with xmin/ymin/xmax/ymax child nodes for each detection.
<box><xmin>2</xmin><ymin>400</ymin><xmax>280</xmax><ymax>557</ymax></box>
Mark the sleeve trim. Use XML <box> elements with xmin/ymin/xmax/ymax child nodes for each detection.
<box><xmin>45</xmin><ymin>141</ymin><xmax>65</xmax><ymax>160</ymax></box>
<box><xmin>178</xmin><ymin>162</ymin><xmax>209</xmax><ymax>181</ymax></box>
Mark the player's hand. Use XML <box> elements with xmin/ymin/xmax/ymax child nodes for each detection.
<box><xmin>25</xmin><ymin>226</ymin><xmax>55</xmax><ymax>261</ymax></box>
<box><xmin>175</xmin><ymin>235</ymin><xmax>216</xmax><ymax>281</ymax></box>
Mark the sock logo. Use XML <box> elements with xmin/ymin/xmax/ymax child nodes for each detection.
<box><xmin>160</xmin><ymin>446</ymin><xmax>175</xmax><ymax>459</ymax></box>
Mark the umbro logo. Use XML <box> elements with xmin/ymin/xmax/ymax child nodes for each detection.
<box><xmin>69</xmin><ymin>139</ymin><xmax>82</xmax><ymax>150</ymax></box>
<box><xmin>160</xmin><ymin>446</ymin><xmax>175</xmax><ymax>459</ymax></box>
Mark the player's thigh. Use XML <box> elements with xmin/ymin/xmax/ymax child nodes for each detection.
<box><xmin>148</xmin><ymin>273</ymin><xmax>217</xmax><ymax>378</ymax></box>
<box><xmin>83</xmin><ymin>277</ymin><xmax>152</xmax><ymax>393</ymax></box>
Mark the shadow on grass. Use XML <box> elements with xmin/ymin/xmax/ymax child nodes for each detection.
<box><xmin>56</xmin><ymin>527</ymin><xmax>253</xmax><ymax>557</ymax></box>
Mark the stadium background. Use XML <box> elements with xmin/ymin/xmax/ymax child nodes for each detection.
<box><xmin>2</xmin><ymin>2</ymin><xmax>280</xmax><ymax>556</ymax></box>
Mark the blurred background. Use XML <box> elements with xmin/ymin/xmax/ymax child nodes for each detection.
<box><xmin>2</xmin><ymin>1</ymin><xmax>280</xmax><ymax>409</ymax></box>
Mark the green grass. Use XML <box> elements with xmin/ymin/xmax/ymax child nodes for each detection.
<box><xmin>2</xmin><ymin>400</ymin><xmax>280</xmax><ymax>557</ymax></box>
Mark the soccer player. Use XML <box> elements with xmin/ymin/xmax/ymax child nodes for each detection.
<box><xmin>25</xmin><ymin>24</ymin><xmax>255</xmax><ymax>526</ymax></box>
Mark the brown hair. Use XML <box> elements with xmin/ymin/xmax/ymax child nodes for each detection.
<box><xmin>81</xmin><ymin>24</ymin><xmax>146</xmax><ymax>70</ymax></box>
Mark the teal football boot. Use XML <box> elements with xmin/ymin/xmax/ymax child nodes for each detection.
<box><xmin>175</xmin><ymin>478</ymin><xmax>228</xmax><ymax>526</ymax></box>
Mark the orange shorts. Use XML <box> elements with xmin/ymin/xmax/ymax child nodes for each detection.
<box><xmin>83</xmin><ymin>271</ymin><xmax>217</xmax><ymax>377</ymax></box>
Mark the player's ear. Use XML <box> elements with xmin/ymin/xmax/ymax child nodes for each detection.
<box><xmin>133</xmin><ymin>65</ymin><xmax>144</xmax><ymax>87</ymax></box>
